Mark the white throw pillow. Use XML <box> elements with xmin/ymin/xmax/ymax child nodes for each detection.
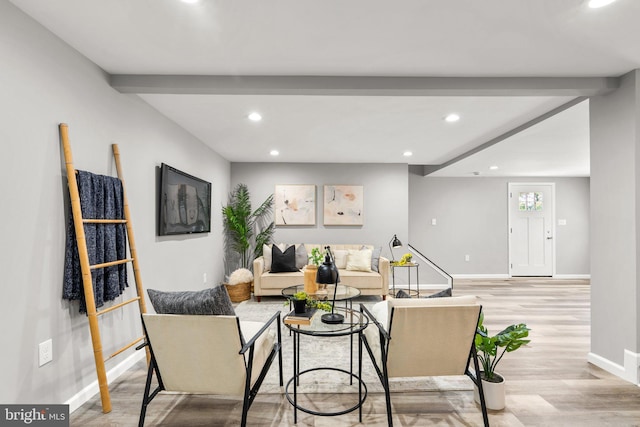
<box><xmin>333</xmin><ymin>250</ymin><xmax>348</xmax><ymax>269</ymax></box>
<box><xmin>346</xmin><ymin>249</ymin><xmax>372</xmax><ymax>272</ymax></box>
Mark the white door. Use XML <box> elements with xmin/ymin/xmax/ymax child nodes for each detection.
<box><xmin>508</xmin><ymin>183</ymin><xmax>555</xmax><ymax>276</ymax></box>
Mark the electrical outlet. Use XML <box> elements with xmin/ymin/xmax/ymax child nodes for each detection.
<box><xmin>203</xmin><ymin>273</ymin><xmax>207</xmax><ymax>284</ymax></box>
<box><xmin>465</xmin><ymin>254</ymin><xmax>470</xmax><ymax>262</ymax></box>
<box><xmin>39</xmin><ymin>339</ymin><xmax>52</xmax><ymax>367</ymax></box>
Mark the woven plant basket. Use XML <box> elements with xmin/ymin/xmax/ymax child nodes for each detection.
<box><xmin>224</xmin><ymin>281</ymin><xmax>252</xmax><ymax>302</ymax></box>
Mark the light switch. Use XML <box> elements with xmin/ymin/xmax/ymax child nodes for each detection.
<box><xmin>558</xmin><ymin>219</ymin><xmax>567</xmax><ymax>226</ymax></box>
<box><xmin>431</xmin><ymin>218</ymin><xmax>437</xmax><ymax>226</ymax></box>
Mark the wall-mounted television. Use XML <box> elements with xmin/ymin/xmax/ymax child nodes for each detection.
<box><xmin>158</xmin><ymin>163</ymin><xmax>211</xmax><ymax>236</ymax></box>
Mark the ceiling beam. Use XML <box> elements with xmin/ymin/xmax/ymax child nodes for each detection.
<box><xmin>413</xmin><ymin>96</ymin><xmax>589</xmax><ymax>176</ymax></box>
<box><xmin>110</xmin><ymin>75</ymin><xmax>619</xmax><ymax>97</ymax></box>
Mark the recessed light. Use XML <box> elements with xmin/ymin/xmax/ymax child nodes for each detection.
<box><xmin>270</xmin><ymin>150</ymin><xmax>279</xmax><ymax>156</ymax></box>
<box><xmin>248</xmin><ymin>112</ymin><xmax>262</xmax><ymax>122</ymax></box>
<box><xmin>444</xmin><ymin>113</ymin><xmax>460</xmax><ymax>123</ymax></box>
<box><xmin>489</xmin><ymin>165</ymin><xmax>499</xmax><ymax>170</ymax></box>
<box><xmin>181</xmin><ymin>0</ymin><xmax>199</xmax><ymax>3</ymax></box>
<box><xmin>588</xmin><ymin>0</ymin><xmax>616</xmax><ymax>8</ymax></box>
<box><xmin>403</xmin><ymin>151</ymin><xmax>413</xmax><ymax>157</ymax></box>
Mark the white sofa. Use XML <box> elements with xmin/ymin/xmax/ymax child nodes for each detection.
<box><xmin>253</xmin><ymin>244</ymin><xmax>389</xmax><ymax>301</ymax></box>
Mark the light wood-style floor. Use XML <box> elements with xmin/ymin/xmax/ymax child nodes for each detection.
<box><xmin>71</xmin><ymin>279</ymin><xmax>640</xmax><ymax>426</ymax></box>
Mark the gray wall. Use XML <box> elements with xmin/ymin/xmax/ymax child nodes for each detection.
<box><xmin>0</xmin><ymin>2</ymin><xmax>229</xmax><ymax>406</ymax></box>
<box><xmin>590</xmin><ymin>70</ymin><xmax>640</xmax><ymax>367</ymax></box>
<box><xmin>230</xmin><ymin>163</ymin><xmax>409</xmax><ymax>261</ymax></box>
<box><xmin>408</xmin><ymin>175</ymin><xmax>590</xmax><ymax>276</ymax></box>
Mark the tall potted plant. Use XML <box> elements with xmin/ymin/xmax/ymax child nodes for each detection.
<box><xmin>474</xmin><ymin>312</ymin><xmax>530</xmax><ymax>410</ymax></box>
<box><xmin>222</xmin><ymin>184</ymin><xmax>275</xmax><ymax>277</ymax></box>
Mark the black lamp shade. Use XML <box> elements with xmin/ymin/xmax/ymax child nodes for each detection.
<box><xmin>316</xmin><ymin>256</ymin><xmax>339</xmax><ymax>285</ymax></box>
<box><xmin>316</xmin><ymin>249</ymin><xmax>344</xmax><ymax>324</ymax></box>
<box><xmin>389</xmin><ymin>234</ymin><xmax>403</xmax><ymax>262</ymax></box>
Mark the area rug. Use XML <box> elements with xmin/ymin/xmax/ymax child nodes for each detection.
<box><xmin>234</xmin><ymin>296</ymin><xmax>473</xmax><ymax>394</ymax></box>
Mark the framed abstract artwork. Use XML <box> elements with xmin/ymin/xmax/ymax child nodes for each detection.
<box><xmin>274</xmin><ymin>185</ymin><xmax>316</xmax><ymax>226</ymax></box>
<box><xmin>323</xmin><ymin>185</ymin><xmax>363</xmax><ymax>225</ymax></box>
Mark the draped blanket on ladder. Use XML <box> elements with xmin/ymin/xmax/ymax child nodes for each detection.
<box><xmin>63</xmin><ymin>170</ymin><xmax>128</xmax><ymax>313</ymax></box>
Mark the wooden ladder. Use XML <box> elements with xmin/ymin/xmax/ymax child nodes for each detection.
<box><xmin>59</xmin><ymin>123</ymin><xmax>148</xmax><ymax>413</ymax></box>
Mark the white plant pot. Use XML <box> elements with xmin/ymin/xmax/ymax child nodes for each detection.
<box><xmin>474</xmin><ymin>372</ymin><xmax>505</xmax><ymax>411</ymax></box>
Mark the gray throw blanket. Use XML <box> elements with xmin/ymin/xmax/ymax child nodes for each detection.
<box><xmin>63</xmin><ymin>170</ymin><xmax>128</xmax><ymax>313</ymax></box>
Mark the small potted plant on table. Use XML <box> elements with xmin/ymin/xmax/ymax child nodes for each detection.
<box><xmin>474</xmin><ymin>312</ymin><xmax>530</xmax><ymax>410</ymax></box>
<box><xmin>287</xmin><ymin>291</ymin><xmax>332</xmax><ymax>314</ymax></box>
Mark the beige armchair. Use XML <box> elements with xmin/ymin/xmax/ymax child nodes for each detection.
<box><xmin>138</xmin><ymin>311</ymin><xmax>282</xmax><ymax>427</ymax></box>
<box><xmin>361</xmin><ymin>296</ymin><xmax>489</xmax><ymax>426</ymax></box>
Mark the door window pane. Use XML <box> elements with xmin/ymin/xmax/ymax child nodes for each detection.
<box><xmin>519</xmin><ymin>192</ymin><xmax>543</xmax><ymax>211</ymax></box>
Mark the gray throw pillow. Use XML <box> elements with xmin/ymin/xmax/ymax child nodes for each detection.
<box><xmin>147</xmin><ymin>286</ymin><xmax>235</xmax><ymax>316</ymax></box>
<box><xmin>294</xmin><ymin>243</ymin><xmax>308</xmax><ymax>269</ymax></box>
<box><xmin>395</xmin><ymin>289</ymin><xmax>411</xmax><ymax>298</ymax></box>
<box><xmin>425</xmin><ymin>288</ymin><xmax>452</xmax><ymax>298</ymax></box>
<box><xmin>361</xmin><ymin>245</ymin><xmax>382</xmax><ymax>272</ymax></box>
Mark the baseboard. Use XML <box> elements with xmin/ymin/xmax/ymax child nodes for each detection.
<box><xmin>65</xmin><ymin>350</ymin><xmax>146</xmax><ymax>413</ymax></box>
<box><xmin>553</xmin><ymin>274</ymin><xmax>591</xmax><ymax>279</ymax></box>
<box><xmin>392</xmin><ymin>283</ymin><xmax>449</xmax><ymax>290</ymax></box>
<box><xmin>451</xmin><ymin>274</ymin><xmax>510</xmax><ymax>279</ymax></box>
<box><xmin>587</xmin><ymin>350</ymin><xmax>640</xmax><ymax>386</ymax></box>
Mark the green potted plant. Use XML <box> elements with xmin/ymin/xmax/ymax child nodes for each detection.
<box><xmin>286</xmin><ymin>291</ymin><xmax>332</xmax><ymax>314</ymax></box>
<box><xmin>308</xmin><ymin>247</ymin><xmax>325</xmax><ymax>266</ymax></box>
<box><xmin>222</xmin><ymin>183</ymin><xmax>275</xmax><ymax>278</ymax></box>
<box><xmin>474</xmin><ymin>312</ymin><xmax>530</xmax><ymax>410</ymax></box>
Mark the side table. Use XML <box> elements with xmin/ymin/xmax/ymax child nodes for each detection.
<box><xmin>390</xmin><ymin>262</ymin><xmax>420</xmax><ymax>297</ymax></box>
<box><xmin>283</xmin><ymin>307</ymin><xmax>369</xmax><ymax>423</ymax></box>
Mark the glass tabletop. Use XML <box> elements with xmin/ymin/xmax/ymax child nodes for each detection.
<box><xmin>283</xmin><ymin>307</ymin><xmax>369</xmax><ymax>337</ymax></box>
<box><xmin>281</xmin><ymin>284</ymin><xmax>361</xmax><ymax>302</ymax></box>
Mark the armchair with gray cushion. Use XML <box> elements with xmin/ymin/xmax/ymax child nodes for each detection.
<box><xmin>360</xmin><ymin>295</ymin><xmax>490</xmax><ymax>426</ymax></box>
<box><xmin>138</xmin><ymin>285</ymin><xmax>282</xmax><ymax>427</ymax></box>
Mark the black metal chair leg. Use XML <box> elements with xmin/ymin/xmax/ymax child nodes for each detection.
<box><xmin>383</xmin><ymin>375</ymin><xmax>393</xmax><ymax>427</ymax></box>
<box><xmin>138</xmin><ymin>361</ymin><xmax>155</xmax><ymax>427</ymax></box>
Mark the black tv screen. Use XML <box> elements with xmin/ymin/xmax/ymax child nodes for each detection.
<box><xmin>158</xmin><ymin>163</ymin><xmax>211</xmax><ymax>236</ymax></box>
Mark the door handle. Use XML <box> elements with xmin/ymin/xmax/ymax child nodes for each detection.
<box><xmin>547</xmin><ymin>236</ymin><xmax>553</xmax><ymax>240</ymax></box>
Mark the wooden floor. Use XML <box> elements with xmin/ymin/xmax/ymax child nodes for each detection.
<box><xmin>71</xmin><ymin>279</ymin><xmax>640</xmax><ymax>426</ymax></box>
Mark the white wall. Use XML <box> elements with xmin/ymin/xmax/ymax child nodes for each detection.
<box><xmin>230</xmin><ymin>162</ymin><xmax>409</xmax><ymax>263</ymax></box>
<box><xmin>408</xmin><ymin>175</ymin><xmax>590</xmax><ymax>276</ymax></box>
<box><xmin>0</xmin><ymin>2</ymin><xmax>229</xmax><ymax>406</ymax></box>
<box><xmin>589</xmin><ymin>69</ymin><xmax>640</xmax><ymax>380</ymax></box>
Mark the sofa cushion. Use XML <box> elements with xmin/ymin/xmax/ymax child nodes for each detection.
<box><xmin>259</xmin><ymin>270</ymin><xmax>304</xmax><ymax>289</ymax></box>
<box><xmin>295</xmin><ymin>243</ymin><xmax>308</xmax><ymax>269</ymax></box>
<box><xmin>333</xmin><ymin>250</ymin><xmax>348</xmax><ymax>269</ymax></box>
<box><xmin>262</xmin><ymin>243</ymin><xmax>286</xmax><ymax>273</ymax></box>
<box><xmin>270</xmin><ymin>244</ymin><xmax>299</xmax><ymax>273</ymax></box>
<box><xmin>147</xmin><ymin>286</ymin><xmax>235</xmax><ymax>316</ymax></box>
<box><xmin>346</xmin><ymin>249</ymin><xmax>372</xmax><ymax>272</ymax></box>
<box><xmin>361</xmin><ymin>245</ymin><xmax>382</xmax><ymax>272</ymax></box>
<box><xmin>337</xmin><ymin>269</ymin><xmax>382</xmax><ymax>289</ymax></box>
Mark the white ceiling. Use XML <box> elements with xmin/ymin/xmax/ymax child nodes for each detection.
<box><xmin>10</xmin><ymin>0</ymin><xmax>640</xmax><ymax>176</ymax></box>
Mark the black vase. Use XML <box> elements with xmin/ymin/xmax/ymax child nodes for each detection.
<box><xmin>293</xmin><ymin>299</ymin><xmax>307</xmax><ymax>314</ymax></box>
